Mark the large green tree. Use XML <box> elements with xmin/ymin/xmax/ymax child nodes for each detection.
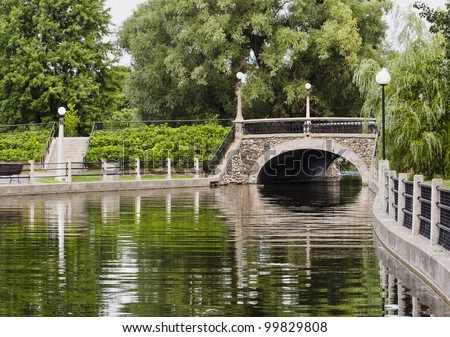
<box><xmin>120</xmin><ymin>0</ymin><xmax>391</xmax><ymax>120</ymax></box>
<box><xmin>0</xmin><ymin>0</ymin><xmax>122</xmax><ymax>133</ymax></box>
<box><xmin>354</xmin><ymin>10</ymin><xmax>450</xmax><ymax>178</ymax></box>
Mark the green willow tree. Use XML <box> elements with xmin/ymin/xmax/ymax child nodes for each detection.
<box><xmin>0</xmin><ymin>0</ymin><xmax>123</xmax><ymax>134</ymax></box>
<box><xmin>354</xmin><ymin>11</ymin><xmax>450</xmax><ymax>178</ymax></box>
<box><xmin>120</xmin><ymin>0</ymin><xmax>391</xmax><ymax>120</ymax></box>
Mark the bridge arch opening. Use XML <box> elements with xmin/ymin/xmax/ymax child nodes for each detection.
<box><xmin>249</xmin><ymin>139</ymin><xmax>370</xmax><ymax>185</ymax></box>
<box><xmin>257</xmin><ymin>149</ymin><xmax>347</xmax><ymax>184</ymax></box>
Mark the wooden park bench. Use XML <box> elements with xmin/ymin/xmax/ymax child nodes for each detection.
<box><xmin>0</xmin><ymin>163</ymin><xmax>24</xmax><ymax>183</ymax></box>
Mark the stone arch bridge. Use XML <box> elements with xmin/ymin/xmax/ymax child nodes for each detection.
<box><xmin>209</xmin><ymin>118</ymin><xmax>378</xmax><ymax>185</ymax></box>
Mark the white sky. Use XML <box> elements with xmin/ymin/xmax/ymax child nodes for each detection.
<box><xmin>105</xmin><ymin>0</ymin><xmax>447</xmax><ymax>26</ymax></box>
<box><xmin>104</xmin><ymin>0</ymin><xmax>447</xmax><ymax>64</ymax></box>
<box><xmin>105</xmin><ymin>0</ymin><xmax>146</xmax><ymax>30</ymax></box>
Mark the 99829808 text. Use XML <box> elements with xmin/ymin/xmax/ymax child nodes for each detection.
<box><xmin>263</xmin><ymin>321</ymin><xmax>327</xmax><ymax>333</ymax></box>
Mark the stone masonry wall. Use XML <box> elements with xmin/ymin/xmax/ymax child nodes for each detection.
<box><xmin>219</xmin><ymin>136</ymin><xmax>376</xmax><ymax>185</ymax></box>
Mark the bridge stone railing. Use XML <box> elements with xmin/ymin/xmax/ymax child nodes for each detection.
<box><xmin>379</xmin><ymin>169</ymin><xmax>450</xmax><ymax>252</ymax></box>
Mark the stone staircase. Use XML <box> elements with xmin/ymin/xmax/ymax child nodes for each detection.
<box><xmin>45</xmin><ymin>137</ymin><xmax>90</xmax><ymax>171</ymax></box>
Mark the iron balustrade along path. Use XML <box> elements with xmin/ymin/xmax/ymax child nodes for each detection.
<box><xmin>382</xmin><ymin>170</ymin><xmax>450</xmax><ymax>252</ymax></box>
<box><xmin>90</xmin><ymin>119</ymin><xmax>234</xmax><ymax>132</ymax></box>
<box><xmin>241</xmin><ymin>117</ymin><xmax>378</xmax><ymax>135</ymax></box>
<box><xmin>203</xmin><ymin>124</ymin><xmax>235</xmax><ymax>174</ymax></box>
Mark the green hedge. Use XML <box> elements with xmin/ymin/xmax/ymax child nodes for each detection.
<box><xmin>0</xmin><ymin>131</ymin><xmax>48</xmax><ymax>162</ymax></box>
<box><xmin>85</xmin><ymin>122</ymin><xmax>230</xmax><ymax>166</ymax></box>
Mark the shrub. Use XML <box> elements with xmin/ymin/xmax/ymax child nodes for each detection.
<box><xmin>85</xmin><ymin>122</ymin><xmax>230</xmax><ymax>167</ymax></box>
<box><xmin>0</xmin><ymin>131</ymin><xmax>48</xmax><ymax>162</ymax></box>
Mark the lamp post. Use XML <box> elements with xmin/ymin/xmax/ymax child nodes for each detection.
<box><xmin>305</xmin><ymin>82</ymin><xmax>311</xmax><ymax>119</ymax></box>
<box><xmin>236</xmin><ymin>72</ymin><xmax>245</xmax><ymax>121</ymax></box>
<box><xmin>305</xmin><ymin>82</ymin><xmax>312</xmax><ymax>133</ymax></box>
<box><xmin>376</xmin><ymin>68</ymin><xmax>391</xmax><ymax>160</ymax></box>
<box><xmin>57</xmin><ymin>106</ymin><xmax>66</xmax><ymax>180</ymax></box>
<box><xmin>235</xmin><ymin>72</ymin><xmax>246</xmax><ymax>140</ymax></box>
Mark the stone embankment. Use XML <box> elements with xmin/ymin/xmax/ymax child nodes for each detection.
<box><xmin>0</xmin><ymin>177</ymin><xmax>216</xmax><ymax>196</ymax></box>
<box><xmin>371</xmin><ymin>160</ymin><xmax>450</xmax><ymax>303</ymax></box>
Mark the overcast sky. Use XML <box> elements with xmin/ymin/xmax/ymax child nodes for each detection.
<box><xmin>104</xmin><ymin>0</ymin><xmax>448</xmax><ymax>64</ymax></box>
<box><xmin>105</xmin><ymin>0</ymin><xmax>447</xmax><ymax>27</ymax></box>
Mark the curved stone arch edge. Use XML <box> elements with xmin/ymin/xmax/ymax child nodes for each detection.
<box><xmin>248</xmin><ymin>138</ymin><xmax>370</xmax><ymax>185</ymax></box>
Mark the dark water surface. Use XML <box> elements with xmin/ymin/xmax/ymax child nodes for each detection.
<box><xmin>0</xmin><ymin>178</ymin><xmax>449</xmax><ymax>317</ymax></box>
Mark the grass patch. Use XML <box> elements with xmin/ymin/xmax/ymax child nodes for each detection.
<box><xmin>424</xmin><ymin>179</ymin><xmax>450</xmax><ymax>189</ymax></box>
<box><xmin>37</xmin><ymin>173</ymin><xmax>196</xmax><ymax>183</ymax></box>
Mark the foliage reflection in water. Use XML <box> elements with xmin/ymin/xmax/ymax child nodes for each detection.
<box><xmin>0</xmin><ymin>178</ymin><xmax>448</xmax><ymax>316</ymax></box>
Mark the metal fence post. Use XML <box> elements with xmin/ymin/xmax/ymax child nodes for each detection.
<box><xmin>388</xmin><ymin>170</ymin><xmax>397</xmax><ymax>219</ymax></box>
<box><xmin>382</xmin><ymin>167</ymin><xmax>390</xmax><ymax>213</ymax></box>
<box><xmin>431</xmin><ymin>178</ymin><xmax>443</xmax><ymax>246</ymax></box>
<box><xmin>398</xmin><ymin>173</ymin><xmax>408</xmax><ymax>226</ymax></box>
<box><xmin>67</xmin><ymin>161</ymin><xmax>72</xmax><ymax>183</ymax></box>
<box><xmin>28</xmin><ymin>160</ymin><xmax>35</xmax><ymax>184</ymax></box>
<box><xmin>412</xmin><ymin>175</ymin><xmax>424</xmax><ymax>236</ymax></box>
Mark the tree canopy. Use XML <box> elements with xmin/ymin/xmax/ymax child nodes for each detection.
<box><xmin>120</xmin><ymin>0</ymin><xmax>392</xmax><ymax>121</ymax></box>
<box><xmin>354</xmin><ymin>9</ymin><xmax>450</xmax><ymax>178</ymax></box>
<box><xmin>0</xmin><ymin>0</ymin><xmax>123</xmax><ymax>133</ymax></box>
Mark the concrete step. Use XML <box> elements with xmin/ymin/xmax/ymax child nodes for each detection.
<box><xmin>46</xmin><ymin>137</ymin><xmax>90</xmax><ymax>170</ymax></box>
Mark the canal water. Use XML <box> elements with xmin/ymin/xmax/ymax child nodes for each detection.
<box><xmin>0</xmin><ymin>178</ymin><xmax>449</xmax><ymax>317</ymax></box>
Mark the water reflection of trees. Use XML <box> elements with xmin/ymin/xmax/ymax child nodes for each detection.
<box><xmin>3</xmin><ymin>186</ymin><xmax>448</xmax><ymax>317</ymax></box>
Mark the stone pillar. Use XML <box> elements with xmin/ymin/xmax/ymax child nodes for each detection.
<box><xmin>387</xmin><ymin>273</ymin><xmax>396</xmax><ymax>315</ymax></box>
<box><xmin>166</xmin><ymin>158</ymin><xmax>171</xmax><ymax>180</ymax></box>
<box><xmin>234</xmin><ymin>121</ymin><xmax>243</xmax><ymax>141</ymax></box>
<box><xmin>28</xmin><ymin>160</ymin><xmax>35</xmax><ymax>184</ymax></box>
<box><xmin>412</xmin><ymin>297</ymin><xmax>420</xmax><ymax>317</ymax></box>
<box><xmin>397</xmin><ymin>173</ymin><xmax>408</xmax><ymax>226</ymax></box>
<box><xmin>412</xmin><ymin>175</ymin><xmax>424</xmax><ymax>236</ymax></box>
<box><xmin>381</xmin><ymin>167</ymin><xmax>390</xmax><ymax>213</ymax></box>
<box><xmin>378</xmin><ymin>159</ymin><xmax>390</xmax><ymax>189</ymax></box>
<box><xmin>194</xmin><ymin>157</ymin><xmax>200</xmax><ymax>179</ymax></box>
<box><xmin>101</xmin><ymin>158</ymin><xmax>106</xmax><ymax>181</ymax></box>
<box><xmin>378</xmin><ymin>160</ymin><xmax>390</xmax><ymax>213</ymax></box>
<box><xmin>397</xmin><ymin>280</ymin><xmax>406</xmax><ymax>317</ymax></box>
<box><xmin>135</xmin><ymin>158</ymin><xmax>141</xmax><ymax>181</ymax></box>
<box><xmin>430</xmin><ymin>178</ymin><xmax>443</xmax><ymax>246</ymax></box>
<box><xmin>388</xmin><ymin>170</ymin><xmax>397</xmax><ymax>220</ymax></box>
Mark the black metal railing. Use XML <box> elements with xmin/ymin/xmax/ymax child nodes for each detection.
<box><xmin>385</xmin><ymin>172</ymin><xmax>390</xmax><ymax>215</ymax></box>
<box><xmin>244</xmin><ymin>120</ymin><xmax>304</xmax><ymax>134</ymax></box>
<box><xmin>392</xmin><ymin>177</ymin><xmax>399</xmax><ymax>221</ymax></box>
<box><xmin>204</xmin><ymin>124</ymin><xmax>235</xmax><ymax>174</ymax></box>
<box><xmin>403</xmin><ymin>180</ymin><xmax>414</xmax><ymax>229</ymax></box>
<box><xmin>243</xmin><ymin>118</ymin><xmax>377</xmax><ymax>135</ymax></box>
<box><xmin>418</xmin><ymin>183</ymin><xmax>432</xmax><ymax>239</ymax></box>
<box><xmin>437</xmin><ymin>187</ymin><xmax>450</xmax><ymax>251</ymax></box>
<box><xmin>381</xmin><ymin>173</ymin><xmax>450</xmax><ymax>253</ymax></box>
<box><xmin>90</xmin><ymin>119</ymin><xmax>233</xmax><ymax>133</ymax></box>
<box><xmin>0</xmin><ymin>122</ymin><xmax>55</xmax><ymax>135</ymax></box>
<box><xmin>41</xmin><ymin>122</ymin><xmax>57</xmax><ymax>164</ymax></box>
